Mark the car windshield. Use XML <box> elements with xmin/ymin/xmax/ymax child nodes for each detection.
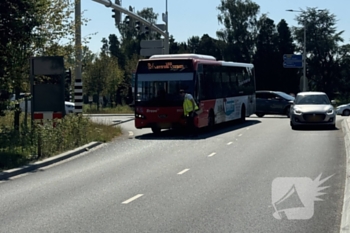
<box><xmin>295</xmin><ymin>94</ymin><xmax>330</xmax><ymax>105</ymax></box>
<box><xmin>275</xmin><ymin>92</ymin><xmax>295</xmax><ymax>100</ymax></box>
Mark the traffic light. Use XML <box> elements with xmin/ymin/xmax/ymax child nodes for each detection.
<box><xmin>125</xmin><ymin>16</ymin><xmax>130</xmax><ymax>26</ymax></box>
<box><xmin>144</xmin><ymin>26</ymin><xmax>149</xmax><ymax>35</ymax></box>
<box><xmin>135</xmin><ymin>21</ymin><xmax>141</xmax><ymax>31</ymax></box>
<box><xmin>64</xmin><ymin>69</ymin><xmax>72</xmax><ymax>101</ymax></box>
<box><xmin>112</xmin><ymin>9</ymin><xmax>121</xmax><ymax>26</ymax></box>
<box><xmin>65</xmin><ymin>69</ymin><xmax>71</xmax><ymax>85</ymax></box>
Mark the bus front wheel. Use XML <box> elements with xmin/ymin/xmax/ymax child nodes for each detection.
<box><xmin>208</xmin><ymin>111</ymin><xmax>215</xmax><ymax>129</ymax></box>
<box><xmin>151</xmin><ymin>127</ymin><xmax>161</xmax><ymax>134</ymax></box>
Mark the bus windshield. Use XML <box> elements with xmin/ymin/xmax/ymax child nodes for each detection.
<box><xmin>135</xmin><ymin>60</ymin><xmax>195</xmax><ymax>106</ymax></box>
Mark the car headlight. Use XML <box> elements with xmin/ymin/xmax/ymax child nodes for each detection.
<box><xmin>327</xmin><ymin>109</ymin><xmax>334</xmax><ymax>114</ymax></box>
<box><xmin>294</xmin><ymin>109</ymin><xmax>302</xmax><ymax>115</ymax></box>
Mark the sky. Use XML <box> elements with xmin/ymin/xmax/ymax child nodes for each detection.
<box><xmin>83</xmin><ymin>0</ymin><xmax>350</xmax><ymax>54</ymax></box>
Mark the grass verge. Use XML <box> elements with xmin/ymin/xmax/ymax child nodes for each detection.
<box><xmin>0</xmin><ymin>112</ymin><xmax>121</xmax><ymax>171</ymax></box>
<box><xmin>83</xmin><ymin>104</ymin><xmax>134</xmax><ymax>114</ymax></box>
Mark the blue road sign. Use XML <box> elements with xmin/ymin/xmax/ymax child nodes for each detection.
<box><xmin>283</xmin><ymin>54</ymin><xmax>303</xmax><ymax>68</ymax></box>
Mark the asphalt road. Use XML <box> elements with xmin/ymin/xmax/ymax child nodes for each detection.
<box><xmin>0</xmin><ymin>115</ymin><xmax>346</xmax><ymax>233</ymax></box>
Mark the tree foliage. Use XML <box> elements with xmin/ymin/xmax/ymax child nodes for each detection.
<box><xmin>216</xmin><ymin>0</ymin><xmax>260</xmax><ymax>62</ymax></box>
<box><xmin>293</xmin><ymin>8</ymin><xmax>348</xmax><ymax>98</ymax></box>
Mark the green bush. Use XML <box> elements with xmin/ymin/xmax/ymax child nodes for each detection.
<box><xmin>0</xmin><ymin>113</ymin><xmax>121</xmax><ymax>171</ymax></box>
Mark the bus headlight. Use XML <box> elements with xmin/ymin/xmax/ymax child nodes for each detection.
<box><xmin>135</xmin><ymin>113</ymin><xmax>146</xmax><ymax>119</ymax></box>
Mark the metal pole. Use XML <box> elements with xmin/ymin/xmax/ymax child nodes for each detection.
<box><xmin>303</xmin><ymin>20</ymin><xmax>306</xmax><ymax>92</ymax></box>
<box><xmin>75</xmin><ymin>0</ymin><xmax>83</xmax><ymax>113</ymax></box>
<box><xmin>164</xmin><ymin>0</ymin><xmax>169</xmax><ymax>54</ymax></box>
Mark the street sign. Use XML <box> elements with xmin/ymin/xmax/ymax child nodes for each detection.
<box><xmin>140</xmin><ymin>48</ymin><xmax>164</xmax><ymax>57</ymax></box>
<box><xmin>140</xmin><ymin>40</ymin><xmax>164</xmax><ymax>49</ymax></box>
<box><xmin>283</xmin><ymin>54</ymin><xmax>303</xmax><ymax>68</ymax></box>
<box><xmin>155</xmin><ymin>24</ymin><xmax>166</xmax><ymax>31</ymax></box>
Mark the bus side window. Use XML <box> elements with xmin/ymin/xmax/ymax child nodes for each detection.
<box><xmin>213</xmin><ymin>66</ymin><xmax>222</xmax><ymax>99</ymax></box>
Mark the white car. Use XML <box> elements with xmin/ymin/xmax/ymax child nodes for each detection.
<box><xmin>336</xmin><ymin>103</ymin><xmax>350</xmax><ymax>116</ymax></box>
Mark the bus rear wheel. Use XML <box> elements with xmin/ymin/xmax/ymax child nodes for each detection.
<box><xmin>208</xmin><ymin>111</ymin><xmax>215</xmax><ymax>130</ymax></box>
<box><xmin>240</xmin><ymin>105</ymin><xmax>246</xmax><ymax>122</ymax></box>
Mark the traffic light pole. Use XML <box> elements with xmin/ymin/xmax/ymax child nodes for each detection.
<box><xmin>164</xmin><ymin>0</ymin><xmax>169</xmax><ymax>54</ymax></box>
<box><xmin>92</xmin><ymin>0</ymin><xmax>169</xmax><ymax>54</ymax></box>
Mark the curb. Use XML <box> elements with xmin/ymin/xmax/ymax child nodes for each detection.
<box><xmin>341</xmin><ymin>118</ymin><xmax>350</xmax><ymax>232</ymax></box>
<box><xmin>0</xmin><ymin>141</ymin><xmax>103</xmax><ymax>180</ymax></box>
<box><xmin>84</xmin><ymin>114</ymin><xmax>134</xmax><ymax>117</ymax></box>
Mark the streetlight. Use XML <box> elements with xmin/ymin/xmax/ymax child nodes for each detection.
<box><xmin>286</xmin><ymin>9</ymin><xmax>326</xmax><ymax>92</ymax></box>
<box><xmin>162</xmin><ymin>0</ymin><xmax>169</xmax><ymax>54</ymax></box>
<box><xmin>286</xmin><ymin>9</ymin><xmax>307</xmax><ymax>92</ymax></box>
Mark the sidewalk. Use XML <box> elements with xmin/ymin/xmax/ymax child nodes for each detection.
<box><xmin>340</xmin><ymin>118</ymin><xmax>350</xmax><ymax>232</ymax></box>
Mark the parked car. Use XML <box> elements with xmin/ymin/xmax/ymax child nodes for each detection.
<box><xmin>289</xmin><ymin>92</ymin><xmax>336</xmax><ymax>130</ymax></box>
<box><xmin>336</xmin><ymin>103</ymin><xmax>350</xmax><ymax>116</ymax></box>
<box><xmin>255</xmin><ymin>91</ymin><xmax>295</xmax><ymax>117</ymax></box>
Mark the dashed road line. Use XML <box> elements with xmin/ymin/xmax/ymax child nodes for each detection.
<box><xmin>128</xmin><ymin>131</ymin><xmax>134</xmax><ymax>139</ymax></box>
<box><xmin>177</xmin><ymin>169</ymin><xmax>190</xmax><ymax>175</ymax></box>
<box><xmin>238</xmin><ymin>134</ymin><xmax>243</xmax><ymax>137</ymax></box>
<box><xmin>227</xmin><ymin>142</ymin><xmax>233</xmax><ymax>145</ymax></box>
<box><xmin>122</xmin><ymin>194</ymin><xmax>144</xmax><ymax>204</ymax></box>
<box><xmin>208</xmin><ymin>152</ymin><xmax>216</xmax><ymax>157</ymax></box>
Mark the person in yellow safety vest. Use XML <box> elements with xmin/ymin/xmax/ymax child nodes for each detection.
<box><xmin>180</xmin><ymin>89</ymin><xmax>199</xmax><ymax>137</ymax></box>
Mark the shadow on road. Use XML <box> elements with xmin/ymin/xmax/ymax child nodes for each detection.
<box><xmin>134</xmin><ymin>120</ymin><xmax>261</xmax><ymax>140</ymax></box>
<box><xmin>291</xmin><ymin>125</ymin><xmax>340</xmax><ymax>131</ymax></box>
<box><xmin>110</xmin><ymin>118</ymin><xmax>134</xmax><ymax>126</ymax></box>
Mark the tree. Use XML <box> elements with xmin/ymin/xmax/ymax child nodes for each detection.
<box><xmin>253</xmin><ymin>15</ymin><xmax>279</xmax><ymax>90</ymax></box>
<box><xmin>293</xmin><ymin>8</ymin><xmax>345</xmax><ymax>98</ymax></box>
<box><xmin>197</xmin><ymin>34</ymin><xmax>222</xmax><ymax>59</ymax></box>
<box><xmin>0</xmin><ymin>0</ymin><xmax>42</xmax><ymax>124</ymax></box>
<box><xmin>187</xmin><ymin>36</ymin><xmax>200</xmax><ymax>53</ymax></box>
<box><xmin>84</xmin><ymin>53</ymin><xmax>124</xmax><ymax>109</ymax></box>
<box><xmin>109</xmin><ymin>34</ymin><xmax>125</xmax><ymax>69</ymax></box>
<box><xmin>216</xmin><ymin>0</ymin><xmax>260</xmax><ymax>62</ymax></box>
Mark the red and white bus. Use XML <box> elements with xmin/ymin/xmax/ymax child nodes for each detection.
<box><xmin>134</xmin><ymin>54</ymin><xmax>256</xmax><ymax>133</ymax></box>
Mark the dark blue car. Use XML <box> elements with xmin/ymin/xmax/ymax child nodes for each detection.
<box><xmin>255</xmin><ymin>91</ymin><xmax>295</xmax><ymax>117</ymax></box>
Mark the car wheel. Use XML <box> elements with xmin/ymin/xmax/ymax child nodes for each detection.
<box><xmin>285</xmin><ymin>106</ymin><xmax>291</xmax><ymax>118</ymax></box>
<box><xmin>291</xmin><ymin>125</ymin><xmax>299</xmax><ymax>130</ymax></box>
<box><xmin>290</xmin><ymin>121</ymin><xmax>298</xmax><ymax>130</ymax></box>
<box><xmin>343</xmin><ymin>109</ymin><xmax>350</xmax><ymax>116</ymax></box>
<box><xmin>256</xmin><ymin>113</ymin><xmax>265</xmax><ymax>117</ymax></box>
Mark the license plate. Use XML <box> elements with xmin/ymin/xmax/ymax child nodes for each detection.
<box><xmin>158</xmin><ymin>123</ymin><xmax>171</xmax><ymax>128</ymax></box>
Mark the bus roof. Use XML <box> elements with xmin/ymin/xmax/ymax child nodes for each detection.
<box><xmin>149</xmin><ymin>54</ymin><xmax>217</xmax><ymax>61</ymax></box>
<box><xmin>220</xmin><ymin>61</ymin><xmax>254</xmax><ymax>68</ymax></box>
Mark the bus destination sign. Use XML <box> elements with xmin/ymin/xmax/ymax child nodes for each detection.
<box><xmin>138</xmin><ymin>60</ymin><xmax>193</xmax><ymax>73</ymax></box>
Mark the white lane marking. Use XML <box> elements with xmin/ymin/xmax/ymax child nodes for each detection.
<box><xmin>177</xmin><ymin>169</ymin><xmax>190</xmax><ymax>175</ymax></box>
<box><xmin>227</xmin><ymin>142</ymin><xmax>233</xmax><ymax>145</ymax></box>
<box><xmin>238</xmin><ymin>134</ymin><xmax>243</xmax><ymax>137</ymax></box>
<box><xmin>246</xmin><ymin>127</ymin><xmax>250</xmax><ymax>130</ymax></box>
<box><xmin>128</xmin><ymin>131</ymin><xmax>134</xmax><ymax>139</ymax></box>
<box><xmin>122</xmin><ymin>194</ymin><xmax>143</xmax><ymax>204</ymax></box>
<box><xmin>208</xmin><ymin>152</ymin><xmax>216</xmax><ymax>157</ymax></box>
